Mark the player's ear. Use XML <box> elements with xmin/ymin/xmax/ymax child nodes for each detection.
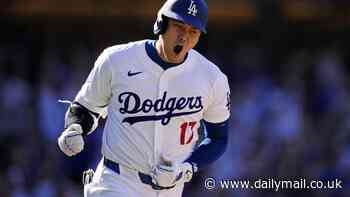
<box><xmin>154</xmin><ymin>15</ymin><xmax>169</xmax><ymax>35</ymax></box>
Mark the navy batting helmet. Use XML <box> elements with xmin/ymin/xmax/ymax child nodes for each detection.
<box><xmin>153</xmin><ymin>0</ymin><xmax>208</xmax><ymax>35</ymax></box>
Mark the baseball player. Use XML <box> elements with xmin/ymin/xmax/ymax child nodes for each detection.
<box><xmin>57</xmin><ymin>0</ymin><xmax>230</xmax><ymax>196</ymax></box>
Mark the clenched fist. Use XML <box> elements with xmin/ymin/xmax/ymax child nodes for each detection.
<box><xmin>152</xmin><ymin>162</ymin><xmax>194</xmax><ymax>188</ymax></box>
<box><xmin>58</xmin><ymin>124</ymin><xmax>84</xmax><ymax>156</ymax></box>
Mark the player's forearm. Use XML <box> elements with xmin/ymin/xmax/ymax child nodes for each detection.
<box><xmin>185</xmin><ymin>120</ymin><xmax>229</xmax><ymax>170</ymax></box>
<box><xmin>64</xmin><ymin>101</ymin><xmax>100</xmax><ymax>136</ymax></box>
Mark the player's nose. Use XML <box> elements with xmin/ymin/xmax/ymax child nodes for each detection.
<box><xmin>177</xmin><ymin>31</ymin><xmax>190</xmax><ymax>43</ymax></box>
<box><xmin>177</xmin><ymin>27</ymin><xmax>190</xmax><ymax>41</ymax></box>
<box><xmin>177</xmin><ymin>36</ymin><xmax>186</xmax><ymax>44</ymax></box>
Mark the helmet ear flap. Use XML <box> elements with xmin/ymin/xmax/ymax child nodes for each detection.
<box><xmin>153</xmin><ymin>15</ymin><xmax>169</xmax><ymax>35</ymax></box>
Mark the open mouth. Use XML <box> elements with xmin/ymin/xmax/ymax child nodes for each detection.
<box><xmin>173</xmin><ymin>45</ymin><xmax>183</xmax><ymax>54</ymax></box>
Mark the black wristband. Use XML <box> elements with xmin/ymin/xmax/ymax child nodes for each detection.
<box><xmin>64</xmin><ymin>102</ymin><xmax>98</xmax><ymax>136</ymax></box>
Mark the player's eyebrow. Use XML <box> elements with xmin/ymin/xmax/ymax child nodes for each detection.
<box><xmin>172</xmin><ymin>20</ymin><xmax>199</xmax><ymax>31</ymax></box>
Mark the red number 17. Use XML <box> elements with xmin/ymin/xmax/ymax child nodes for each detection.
<box><xmin>179</xmin><ymin>121</ymin><xmax>197</xmax><ymax>145</ymax></box>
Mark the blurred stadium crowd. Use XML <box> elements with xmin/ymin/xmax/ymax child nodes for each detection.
<box><xmin>1</xmin><ymin>1</ymin><xmax>350</xmax><ymax>197</ymax></box>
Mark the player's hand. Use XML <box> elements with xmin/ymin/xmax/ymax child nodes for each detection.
<box><xmin>152</xmin><ymin>162</ymin><xmax>194</xmax><ymax>188</ymax></box>
<box><xmin>57</xmin><ymin>124</ymin><xmax>84</xmax><ymax>157</ymax></box>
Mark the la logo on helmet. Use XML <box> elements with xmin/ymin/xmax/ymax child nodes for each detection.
<box><xmin>187</xmin><ymin>0</ymin><xmax>198</xmax><ymax>16</ymax></box>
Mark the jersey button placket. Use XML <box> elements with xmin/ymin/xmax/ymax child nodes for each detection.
<box><xmin>154</xmin><ymin>70</ymin><xmax>170</xmax><ymax>165</ymax></box>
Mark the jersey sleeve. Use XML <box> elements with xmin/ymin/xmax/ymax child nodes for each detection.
<box><xmin>203</xmin><ymin>74</ymin><xmax>231</xmax><ymax>123</ymax></box>
<box><xmin>75</xmin><ymin>50</ymin><xmax>112</xmax><ymax>118</ymax></box>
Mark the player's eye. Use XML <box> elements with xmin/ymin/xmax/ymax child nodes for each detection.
<box><xmin>190</xmin><ymin>30</ymin><xmax>198</xmax><ymax>34</ymax></box>
<box><xmin>173</xmin><ymin>23</ymin><xmax>184</xmax><ymax>29</ymax></box>
<box><xmin>189</xmin><ymin>29</ymin><xmax>199</xmax><ymax>35</ymax></box>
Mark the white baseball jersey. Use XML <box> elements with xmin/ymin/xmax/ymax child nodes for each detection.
<box><xmin>75</xmin><ymin>39</ymin><xmax>230</xmax><ymax>175</ymax></box>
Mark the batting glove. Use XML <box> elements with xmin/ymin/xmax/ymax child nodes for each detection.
<box><xmin>152</xmin><ymin>162</ymin><xmax>195</xmax><ymax>188</ymax></box>
<box><xmin>58</xmin><ymin>123</ymin><xmax>84</xmax><ymax>157</ymax></box>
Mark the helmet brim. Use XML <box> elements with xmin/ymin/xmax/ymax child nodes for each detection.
<box><xmin>163</xmin><ymin>12</ymin><xmax>207</xmax><ymax>34</ymax></box>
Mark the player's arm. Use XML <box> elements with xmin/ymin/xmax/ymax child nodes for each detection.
<box><xmin>57</xmin><ymin>102</ymin><xmax>100</xmax><ymax>157</ymax></box>
<box><xmin>185</xmin><ymin>119</ymin><xmax>228</xmax><ymax>170</ymax></box>
<box><xmin>64</xmin><ymin>101</ymin><xmax>100</xmax><ymax>136</ymax></box>
<box><xmin>182</xmin><ymin>73</ymin><xmax>230</xmax><ymax>180</ymax></box>
<box><xmin>58</xmin><ymin>49</ymin><xmax>112</xmax><ymax>157</ymax></box>
<box><xmin>186</xmin><ymin>73</ymin><xmax>231</xmax><ymax>171</ymax></box>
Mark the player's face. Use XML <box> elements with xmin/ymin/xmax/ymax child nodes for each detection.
<box><xmin>161</xmin><ymin>19</ymin><xmax>201</xmax><ymax>62</ymax></box>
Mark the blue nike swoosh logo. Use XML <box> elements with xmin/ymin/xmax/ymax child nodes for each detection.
<box><xmin>128</xmin><ymin>71</ymin><xmax>143</xmax><ymax>77</ymax></box>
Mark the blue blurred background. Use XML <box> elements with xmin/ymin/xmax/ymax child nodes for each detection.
<box><xmin>1</xmin><ymin>0</ymin><xmax>350</xmax><ymax>196</ymax></box>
